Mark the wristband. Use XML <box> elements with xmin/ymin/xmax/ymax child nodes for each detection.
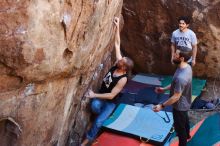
<box><xmin>161</xmin><ymin>103</ymin><xmax>165</xmax><ymax>108</ymax></box>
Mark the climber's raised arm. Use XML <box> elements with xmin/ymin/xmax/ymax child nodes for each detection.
<box><xmin>114</xmin><ymin>17</ymin><xmax>122</xmax><ymax>61</ymax></box>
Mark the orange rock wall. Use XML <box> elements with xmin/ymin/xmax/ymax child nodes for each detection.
<box><xmin>0</xmin><ymin>0</ymin><xmax>123</xmax><ymax>145</ymax></box>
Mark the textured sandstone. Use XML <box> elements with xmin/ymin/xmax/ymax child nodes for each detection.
<box><xmin>0</xmin><ymin>0</ymin><xmax>123</xmax><ymax>145</ymax></box>
<box><xmin>1</xmin><ymin>0</ymin><xmax>220</xmax><ymax>145</ymax></box>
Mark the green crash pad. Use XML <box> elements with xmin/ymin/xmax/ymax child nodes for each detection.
<box><xmin>187</xmin><ymin>113</ymin><xmax>220</xmax><ymax>146</ymax></box>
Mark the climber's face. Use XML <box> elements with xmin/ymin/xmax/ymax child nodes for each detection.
<box><xmin>116</xmin><ymin>57</ymin><xmax>127</xmax><ymax>70</ymax></box>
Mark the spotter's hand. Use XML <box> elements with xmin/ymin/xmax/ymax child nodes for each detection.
<box><xmin>155</xmin><ymin>87</ymin><xmax>165</xmax><ymax>94</ymax></box>
<box><xmin>153</xmin><ymin>104</ymin><xmax>162</xmax><ymax>112</ymax></box>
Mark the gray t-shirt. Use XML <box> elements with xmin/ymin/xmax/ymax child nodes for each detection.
<box><xmin>170</xmin><ymin>64</ymin><xmax>192</xmax><ymax>111</ymax></box>
<box><xmin>171</xmin><ymin>29</ymin><xmax>197</xmax><ymax>51</ymax></box>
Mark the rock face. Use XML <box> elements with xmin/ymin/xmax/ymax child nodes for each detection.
<box><xmin>122</xmin><ymin>0</ymin><xmax>220</xmax><ymax>78</ymax></box>
<box><xmin>0</xmin><ymin>0</ymin><xmax>123</xmax><ymax>146</ymax></box>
